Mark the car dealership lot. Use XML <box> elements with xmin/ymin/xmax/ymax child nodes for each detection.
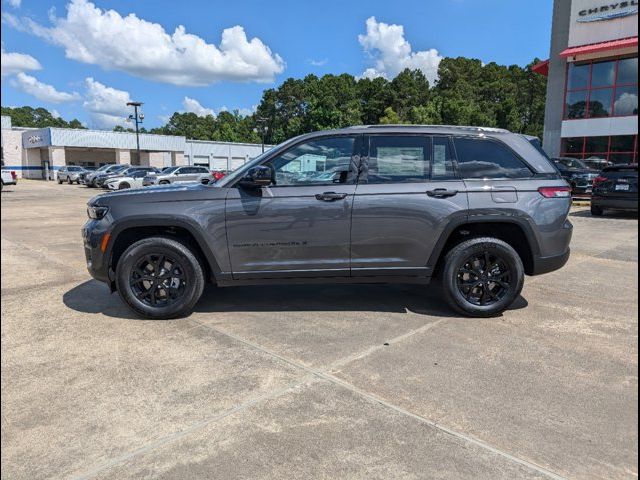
<box><xmin>1</xmin><ymin>181</ymin><xmax>637</xmax><ymax>480</ymax></box>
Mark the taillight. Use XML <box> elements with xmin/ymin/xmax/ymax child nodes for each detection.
<box><xmin>592</xmin><ymin>175</ymin><xmax>607</xmax><ymax>187</ymax></box>
<box><xmin>538</xmin><ymin>186</ymin><xmax>571</xmax><ymax>198</ymax></box>
<box><xmin>10</xmin><ymin>171</ymin><xmax>17</xmax><ymax>180</ymax></box>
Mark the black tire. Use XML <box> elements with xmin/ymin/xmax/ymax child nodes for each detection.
<box><xmin>441</xmin><ymin>237</ymin><xmax>524</xmax><ymax>318</ymax></box>
<box><xmin>119</xmin><ymin>182</ymin><xmax>131</xmax><ymax>189</ymax></box>
<box><xmin>115</xmin><ymin>237</ymin><xmax>205</xmax><ymax>319</ymax></box>
<box><xmin>159</xmin><ymin>180</ymin><xmax>170</xmax><ymax>185</ymax></box>
<box><xmin>591</xmin><ymin>204</ymin><xmax>604</xmax><ymax>216</ymax></box>
<box><xmin>57</xmin><ymin>177</ymin><xmax>63</xmax><ymax>184</ymax></box>
<box><xmin>67</xmin><ymin>176</ymin><xmax>73</xmax><ymax>184</ymax></box>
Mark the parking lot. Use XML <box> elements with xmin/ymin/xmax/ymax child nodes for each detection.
<box><xmin>1</xmin><ymin>180</ymin><xmax>637</xmax><ymax>479</ymax></box>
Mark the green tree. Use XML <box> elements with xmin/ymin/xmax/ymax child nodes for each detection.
<box><xmin>1</xmin><ymin>106</ymin><xmax>85</xmax><ymax>129</ymax></box>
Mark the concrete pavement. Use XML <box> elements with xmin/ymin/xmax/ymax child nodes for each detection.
<box><xmin>1</xmin><ymin>180</ymin><xmax>637</xmax><ymax>479</ymax></box>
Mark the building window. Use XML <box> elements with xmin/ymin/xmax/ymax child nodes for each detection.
<box><xmin>564</xmin><ymin>56</ymin><xmax>638</xmax><ymax>120</ymax></box>
<box><xmin>561</xmin><ymin>135</ymin><xmax>638</xmax><ymax>168</ymax></box>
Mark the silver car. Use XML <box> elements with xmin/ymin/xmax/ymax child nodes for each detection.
<box><xmin>57</xmin><ymin>166</ymin><xmax>86</xmax><ymax>184</ymax></box>
<box><xmin>142</xmin><ymin>166</ymin><xmax>213</xmax><ymax>186</ymax></box>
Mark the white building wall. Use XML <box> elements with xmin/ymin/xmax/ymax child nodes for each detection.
<box><xmin>1</xmin><ymin>129</ymin><xmax>25</xmax><ymax>177</ymax></box>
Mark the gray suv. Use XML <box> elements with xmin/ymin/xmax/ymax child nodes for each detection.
<box><xmin>83</xmin><ymin>126</ymin><xmax>572</xmax><ymax>319</ymax></box>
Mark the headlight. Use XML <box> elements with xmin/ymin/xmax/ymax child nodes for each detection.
<box><xmin>87</xmin><ymin>206</ymin><xmax>109</xmax><ymax>219</ymax></box>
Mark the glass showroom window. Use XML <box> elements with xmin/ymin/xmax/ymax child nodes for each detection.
<box><xmin>561</xmin><ymin>135</ymin><xmax>638</xmax><ymax>167</ymax></box>
<box><xmin>564</xmin><ymin>56</ymin><xmax>638</xmax><ymax>119</ymax></box>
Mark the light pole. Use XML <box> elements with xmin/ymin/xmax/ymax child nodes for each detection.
<box><xmin>253</xmin><ymin>117</ymin><xmax>268</xmax><ymax>153</ymax></box>
<box><xmin>127</xmin><ymin>101</ymin><xmax>144</xmax><ymax>163</ymax></box>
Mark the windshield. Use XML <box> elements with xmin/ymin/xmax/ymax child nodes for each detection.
<box><xmin>96</xmin><ymin>165</ymin><xmax>111</xmax><ymax>172</ymax></box>
<box><xmin>556</xmin><ymin>158</ymin><xmax>588</xmax><ymax>169</ymax></box>
<box><xmin>162</xmin><ymin>166</ymin><xmax>179</xmax><ymax>174</ymax></box>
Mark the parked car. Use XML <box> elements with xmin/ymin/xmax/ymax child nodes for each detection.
<box><xmin>105</xmin><ymin>168</ymin><xmax>160</xmax><ymax>190</ymax></box>
<box><xmin>142</xmin><ymin>166</ymin><xmax>213</xmax><ymax>186</ymax></box>
<box><xmin>88</xmin><ymin>165</ymin><xmax>130</xmax><ymax>188</ymax></box>
<box><xmin>84</xmin><ymin>164</ymin><xmax>126</xmax><ymax>187</ymax></box>
<box><xmin>83</xmin><ymin>125</ymin><xmax>573</xmax><ymax>320</ymax></box>
<box><xmin>97</xmin><ymin>166</ymin><xmax>159</xmax><ymax>188</ymax></box>
<box><xmin>591</xmin><ymin>164</ymin><xmax>638</xmax><ymax>216</ymax></box>
<box><xmin>57</xmin><ymin>166</ymin><xmax>87</xmax><ymax>184</ymax></box>
<box><xmin>583</xmin><ymin>157</ymin><xmax>613</xmax><ymax>171</ymax></box>
<box><xmin>552</xmin><ymin>157</ymin><xmax>598</xmax><ymax>195</ymax></box>
<box><xmin>1</xmin><ymin>164</ymin><xmax>17</xmax><ymax>191</ymax></box>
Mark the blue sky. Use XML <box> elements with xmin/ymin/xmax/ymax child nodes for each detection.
<box><xmin>1</xmin><ymin>0</ymin><xmax>553</xmax><ymax>129</ymax></box>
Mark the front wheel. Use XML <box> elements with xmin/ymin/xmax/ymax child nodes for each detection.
<box><xmin>441</xmin><ymin>237</ymin><xmax>524</xmax><ymax>317</ymax></box>
<box><xmin>118</xmin><ymin>182</ymin><xmax>131</xmax><ymax>189</ymax></box>
<box><xmin>115</xmin><ymin>237</ymin><xmax>205</xmax><ymax>319</ymax></box>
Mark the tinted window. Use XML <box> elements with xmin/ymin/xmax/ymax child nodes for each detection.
<box><xmin>163</xmin><ymin>166</ymin><xmax>179</xmax><ymax>174</ymax></box>
<box><xmin>194</xmin><ymin>167</ymin><xmax>210</xmax><ymax>173</ymax></box>
<box><xmin>131</xmin><ymin>170</ymin><xmax>147</xmax><ymax>178</ymax></box>
<box><xmin>265</xmin><ymin>136</ymin><xmax>355</xmax><ymax>186</ymax></box>
<box><xmin>365</xmin><ymin>136</ymin><xmax>430</xmax><ymax>184</ymax></box>
<box><xmin>454</xmin><ymin>137</ymin><xmax>532</xmax><ymax>179</ymax></box>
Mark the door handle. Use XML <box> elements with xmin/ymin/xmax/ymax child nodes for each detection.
<box><xmin>315</xmin><ymin>192</ymin><xmax>348</xmax><ymax>201</ymax></box>
<box><xmin>426</xmin><ymin>188</ymin><xmax>458</xmax><ymax>198</ymax></box>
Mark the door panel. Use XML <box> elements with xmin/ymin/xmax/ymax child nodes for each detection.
<box><xmin>351</xmin><ymin>181</ymin><xmax>468</xmax><ymax>275</ymax></box>
<box><xmin>350</xmin><ymin>135</ymin><xmax>468</xmax><ymax>276</ymax></box>
<box><xmin>225</xmin><ymin>135</ymin><xmax>359</xmax><ymax>278</ymax></box>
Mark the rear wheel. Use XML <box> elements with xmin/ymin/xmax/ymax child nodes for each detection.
<box><xmin>119</xmin><ymin>182</ymin><xmax>131</xmax><ymax>189</ymax></box>
<box><xmin>57</xmin><ymin>177</ymin><xmax>63</xmax><ymax>184</ymax></box>
<box><xmin>159</xmin><ymin>180</ymin><xmax>170</xmax><ymax>185</ymax></box>
<box><xmin>591</xmin><ymin>204</ymin><xmax>604</xmax><ymax>216</ymax></box>
<box><xmin>441</xmin><ymin>237</ymin><xmax>524</xmax><ymax>317</ymax></box>
<box><xmin>115</xmin><ymin>237</ymin><xmax>205</xmax><ymax>319</ymax></box>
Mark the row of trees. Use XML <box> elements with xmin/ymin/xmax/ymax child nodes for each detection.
<box><xmin>2</xmin><ymin>57</ymin><xmax>548</xmax><ymax>143</ymax></box>
<box><xmin>0</xmin><ymin>106</ymin><xmax>85</xmax><ymax>129</ymax></box>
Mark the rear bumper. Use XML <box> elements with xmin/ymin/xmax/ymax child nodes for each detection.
<box><xmin>592</xmin><ymin>196</ymin><xmax>638</xmax><ymax>211</ymax></box>
<box><xmin>531</xmin><ymin>248</ymin><xmax>571</xmax><ymax>276</ymax></box>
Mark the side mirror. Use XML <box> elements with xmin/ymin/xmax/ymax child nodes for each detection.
<box><xmin>240</xmin><ymin>165</ymin><xmax>273</xmax><ymax>188</ymax></box>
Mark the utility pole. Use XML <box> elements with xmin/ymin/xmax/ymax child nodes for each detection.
<box><xmin>127</xmin><ymin>102</ymin><xmax>144</xmax><ymax>163</ymax></box>
<box><xmin>253</xmin><ymin>117</ymin><xmax>269</xmax><ymax>153</ymax></box>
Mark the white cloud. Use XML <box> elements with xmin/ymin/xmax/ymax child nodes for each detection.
<box><xmin>358</xmin><ymin>16</ymin><xmax>442</xmax><ymax>84</ymax></box>
<box><xmin>1</xmin><ymin>47</ymin><xmax>42</xmax><ymax>76</ymax></box>
<box><xmin>7</xmin><ymin>0</ymin><xmax>21</xmax><ymax>7</ymax></box>
<box><xmin>83</xmin><ymin>77</ymin><xmax>132</xmax><ymax>129</ymax></box>
<box><xmin>10</xmin><ymin>72</ymin><xmax>80</xmax><ymax>103</ymax></box>
<box><xmin>308</xmin><ymin>58</ymin><xmax>328</xmax><ymax>67</ymax></box>
<box><xmin>4</xmin><ymin>0</ymin><xmax>285</xmax><ymax>86</ymax></box>
<box><xmin>50</xmin><ymin>109</ymin><xmax>61</xmax><ymax>118</ymax></box>
<box><xmin>182</xmin><ymin>97</ymin><xmax>215</xmax><ymax>117</ymax></box>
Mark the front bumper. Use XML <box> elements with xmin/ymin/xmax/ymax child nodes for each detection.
<box><xmin>82</xmin><ymin>220</ymin><xmax>111</xmax><ymax>284</ymax></box>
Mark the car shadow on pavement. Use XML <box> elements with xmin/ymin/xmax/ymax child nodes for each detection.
<box><xmin>63</xmin><ymin>280</ymin><xmax>528</xmax><ymax>320</ymax></box>
<box><xmin>570</xmin><ymin>209</ymin><xmax>638</xmax><ymax>219</ymax></box>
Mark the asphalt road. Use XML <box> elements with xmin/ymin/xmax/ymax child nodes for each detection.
<box><xmin>1</xmin><ymin>180</ymin><xmax>638</xmax><ymax>480</ymax></box>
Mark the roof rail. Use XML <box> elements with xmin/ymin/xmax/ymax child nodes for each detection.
<box><xmin>346</xmin><ymin>124</ymin><xmax>511</xmax><ymax>133</ymax></box>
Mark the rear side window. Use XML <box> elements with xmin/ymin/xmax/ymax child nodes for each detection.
<box><xmin>454</xmin><ymin>137</ymin><xmax>532</xmax><ymax>179</ymax></box>
<box><xmin>365</xmin><ymin>136</ymin><xmax>430</xmax><ymax>183</ymax></box>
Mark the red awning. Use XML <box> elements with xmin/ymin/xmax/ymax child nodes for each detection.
<box><xmin>532</xmin><ymin>59</ymin><xmax>549</xmax><ymax>76</ymax></box>
<box><xmin>559</xmin><ymin>36</ymin><xmax>638</xmax><ymax>57</ymax></box>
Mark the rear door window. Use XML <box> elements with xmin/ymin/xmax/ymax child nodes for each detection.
<box><xmin>454</xmin><ymin>137</ymin><xmax>532</xmax><ymax>179</ymax></box>
<box><xmin>364</xmin><ymin>135</ymin><xmax>430</xmax><ymax>183</ymax></box>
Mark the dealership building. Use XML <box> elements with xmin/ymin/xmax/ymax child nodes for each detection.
<box><xmin>535</xmin><ymin>0</ymin><xmax>638</xmax><ymax>166</ymax></box>
<box><xmin>0</xmin><ymin>115</ymin><xmax>269</xmax><ymax>179</ymax></box>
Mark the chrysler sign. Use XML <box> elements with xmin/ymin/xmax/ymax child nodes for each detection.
<box><xmin>578</xmin><ymin>1</ymin><xmax>638</xmax><ymax>22</ymax></box>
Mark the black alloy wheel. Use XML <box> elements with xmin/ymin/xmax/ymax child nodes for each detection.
<box><xmin>115</xmin><ymin>237</ymin><xmax>205</xmax><ymax>319</ymax></box>
<box><xmin>129</xmin><ymin>254</ymin><xmax>186</xmax><ymax>308</ymax></box>
<box><xmin>442</xmin><ymin>237</ymin><xmax>524</xmax><ymax>317</ymax></box>
<box><xmin>455</xmin><ymin>251</ymin><xmax>511</xmax><ymax>307</ymax></box>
